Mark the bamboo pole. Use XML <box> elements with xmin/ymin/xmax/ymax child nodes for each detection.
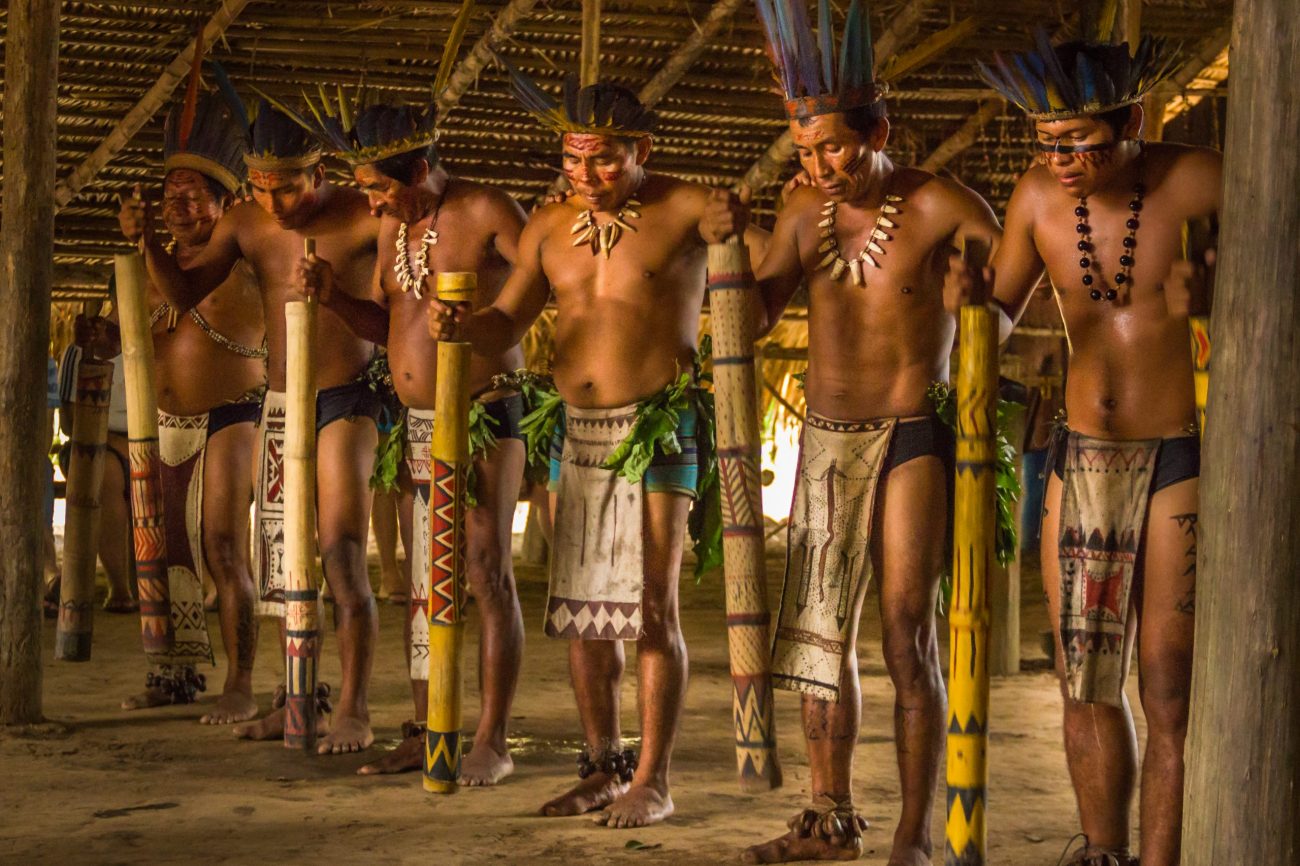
<box><xmin>945</xmin><ymin>243</ymin><xmax>997</xmax><ymax>866</ymax></box>
<box><xmin>1183</xmin><ymin>2</ymin><xmax>1300</xmax><ymax>859</ymax></box>
<box><xmin>283</xmin><ymin>240</ymin><xmax>321</xmax><ymax>752</ymax></box>
<box><xmin>54</xmin><ymin>359</ymin><xmax>115</xmax><ymax>662</ymax></box>
<box><xmin>116</xmin><ymin>253</ymin><xmax>175</xmax><ymax>660</ymax></box>
<box><xmin>54</xmin><ymin>0</ymin><xmax>253</xmax><ymax>210</ymax></box>
<box><xmin>0</xmin><ymin>0</ymin><xmax>59</xmax><ymax>726</ymax></box>
<box><xmin>707</xmin><ymin>239</ymin><xmax>782</xmax><ymax>792</ymax></box>
<box><xmin>424</xmin><ymin>272</ymin><xmax>476</xmax><ymax>794</ymax></box>
<box><xmin>580</xmin><ymin>0</ymin><xmax>602</xmax><ymax>88</ymax></box>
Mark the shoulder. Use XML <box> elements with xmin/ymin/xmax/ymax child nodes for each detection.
<box><xmin>1150</xmin><ymin>142</ymin><xmax>1222</xmax><ymax>185</ymax></box>
<box><xmin>455</xmin><ymin>179</ymin><xmax>527</xmax><ymax>223</ymax></box>
<box><xmin>646</xmin><ymin>173</ymin><xmax>711</xmax><ymax>211</ymax></box>
<box><xmin>779</xmin><ymin>184</ymin><xmax>827</xmax><ymax>224</ymax></box>
<box><xmin>902</xmin><ymin>167</ymin><xmax>991</xmax><ymax>215</ymax></box>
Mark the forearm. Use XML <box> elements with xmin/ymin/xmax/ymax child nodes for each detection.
<box><xmin>327</xmin><ymin>292</ymin><xmax>389</xmax><ymax>346</ymax></box>
<box><xmin>463</xmin><ymin>306</ymin><xmax>528</xmax><ymax>355</ymax></box>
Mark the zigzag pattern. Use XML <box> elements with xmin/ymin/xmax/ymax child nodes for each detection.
<box><xmin>428</xmin><ymin>460</ymin><xmax>464</xmax><ymax>625</ymax></box>
<box><xmin>424</xmin><ymin>730</ymin><xmax>461</xmax><ymax>783</ymax></box>
<box><xmin>285</xmin><ymin>648</ymin><xmax>318</xmax><ymax>745</ymax></box>
<box><xmin>719</xmin><ymin>457</ymin><xmax>759</xmax><ymax>530</ymax></box>
<box><xmin>733</xmin><ymin>678</ymin><xmax>777</xmax><ymax>749</ymax></box>
<box><xmin>1075</xmin><ymin>443</ymin><xmax>1156</xmax><ymax>472</ymax></box>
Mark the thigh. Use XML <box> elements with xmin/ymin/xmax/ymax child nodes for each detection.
<box><xmin>874</xmin><ymin>455</ymin><xmax>948</xmax><ymax>632</ymax></box>
<box><xmin>316</xmin><ymin>416</ymin><xmax>379</xmax><ymax>554</ymax></box>
<box><xmin>1040</xmin><ymin>469</ymin><xmax>1067</xmax><ymax>679</ymax></box>
<box><xmin>202</xmin><ymin>420</ymin><xmax>256</xmax><ymax>542</ymax></box>
<box><xmin>465</xmin><ymin>438</ymin><xmax>526</xmax><ymax>572</ymax></box>
<box><xmin>1135</xmin><ymin>477</ymin><xmax>1198</xmax><ymax>697</ymax></box>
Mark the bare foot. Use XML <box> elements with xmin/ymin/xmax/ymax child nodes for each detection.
<box><xmin>540</xmin><ymin>772</ymin><xmax>627</xmax><ymax>817</ymax></box>
<box><xmin>593</xmin><ymin>784</ymin><xmax>674</xmax><ymax>829</ymax></box>
<box><xmin>103</xmin><ymin>596</ymin><xmax>139</xmax><ymax>614</ymax></box>
<box><xmin>886</xmin><ymin>843</ymin><xmax>932</xmax><ymax>866</ymax></box>
<box><xmin>357</xmin><ymin>729</ymin><xmax>423</xmax><ymax>775</ymax></box>
<box><xmin>741</xmin><ymin>830</ymin><xmax>863</xmax><ymax>865</ymax></box>
<box><xmin>459</xmin><ymin>742</ymin><xmax>514</xmax><ymax>787</ymax></box>
<box><xmin>199</xmin><ymin>690</ymin><xmax>258</xmax><ymax>725</ymax></box>
<box><xmin>316</xmin><ymin>714</ymin><xmax>373</xmax><ymax>755</ymax></box>
<box><xmin>234</xmin><ymin>707</ymin><xmax>285</xmax><ymax>740</ymax></box>
<box><xmin>120</xmin><ymin>688</ymin><xmax>171</xmax><ymax>711</ymax></box>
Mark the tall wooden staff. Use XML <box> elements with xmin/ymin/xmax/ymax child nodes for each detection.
<box><xmin>54</xmin><ymin>357</ymin><xmax>114</xmax><ymax>661</ymax></box>
<box><xmin>707</xmin><ymin>236</ymin><xmax>782</xmax><ymax>792</ymax></box>
<box><xmin>945</xmin><ymin>239</ymin><xmax>996</xmax><ymax>866</ymax></box>
<box><xmin>115</xmin><ymin>253</ymin><xmax>174</xmax><ymax>660</ymax></box>
<box><xmin>283</xmin><ymin>238</ymin><xmax>321</xmax><ymax>751</ymax></box>
<box><xmin>424</xmin><ymin>271</ymin><xmax>474</xmax><ymax>793</ymax></box>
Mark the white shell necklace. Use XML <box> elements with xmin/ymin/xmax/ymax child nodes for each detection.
<box><xmin>394</xmin><ymin>183</ymin><xmax>449</xmax><ymax>298</ymax></box>
<box><xmin>816</xmin><ymin>182</ymin><xmax>903</xmax><ymax>287</ymax></box>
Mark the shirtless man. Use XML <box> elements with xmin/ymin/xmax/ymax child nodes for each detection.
<box><xmin>956</xmin><ymin>32</ymin><xmax>1220</xmax><ymax>866</ymax></box>
<box><xmin>292</xmin><ymin>99</ymin><xmax>529</xmax><ymax>784</ymax></box>
<box><xmin>706</xmin><ymin>4</ymin><xmax>1000</xmax><ymax>861</ymax></box>
<box><xmin>123</xmin><ymin>99</ymin><xmax>382</xmax><ymax>755</ymax></box>
<box><xmin>430</xmin><ymin>70</ymin><xmax>762</xmax><ymax>828</ymax></box>
<box><xmin>113</xmin><ymin>92</ymin><xmax>265</xmax><ymax>723</ymax></box>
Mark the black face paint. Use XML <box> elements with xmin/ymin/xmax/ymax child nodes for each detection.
<box><xmin>1035</xmin><ymin>138</ymin><xmax>1119</xmax><ymax>165</ymax></box>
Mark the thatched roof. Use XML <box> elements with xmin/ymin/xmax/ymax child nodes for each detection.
<box><xmin>0</xmin><ymin>0</ymin><xmax>1232</xmax><ymax>299</ymax></box>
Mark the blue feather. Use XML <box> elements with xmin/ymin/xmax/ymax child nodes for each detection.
<box><xmin>1075</xmin><ymin>52</ymin><xmax>1098</xmax><ymax>107</ymax></box>
<box><xmin>207</xmin><ymin>59</ymin><xmax>249</xmax><ymax>135</ymax></box>
<box><xmin>838</xmin><ymin>0</ymin><xmax>868</xmax><ymax>92</ymax></box>
<box><xmin>818</xmin><ymin>0</ymin><xmax>834</xmax><ymax>92</ymax></box>
<box><xmin>1033</xmin><ymin>27</ymin><xmax>1077</xmax><ymax>108</ymax></box>
<box><xmin>1012</xmin><ymin>54</ymin><xmax>1049</xmax><ymax>112</ymax></box>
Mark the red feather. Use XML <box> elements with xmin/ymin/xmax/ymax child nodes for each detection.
<box><xmin>178</xmin><ymin>31</ymin><xmax>204</xmax><ymax>151</ymax></box>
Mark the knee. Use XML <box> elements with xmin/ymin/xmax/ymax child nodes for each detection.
<box><xmin>1140</xmin><ymin>663</ymin><xmax>1192</xmax><ymax>737</ymax></box>
<box><xmin>466</xmin><ymin>547</ymin><xmax>517</xmax><ymax>611</ymax></box>
<box><xmin>203</xmin><ymin>531</ymin><xmax>248</xmax><ymax>583</ymax></box>
<box><xmin>638</xmin><ymin>588</ymin><xmax>682</xmax><ymax>643</ymax></box>
<box><xmin>320</xmin><ymin>534</ymin><xmax>366</xmax><ymax>575</ymax></box>
<box><xmin>881</xmin><ymin>616</ymin><xmax>941</xmax><ymax>693</ymax></box>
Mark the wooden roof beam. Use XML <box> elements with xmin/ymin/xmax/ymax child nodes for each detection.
<box><xmin>53</xmin><ymin>0</ymin><xmax>254</xmax><ymax>210</ymax></box>
<box><xmin>1155</xmin><ymin>24</ymin><xmax>1232</xmax><ymax>129</ymax></box>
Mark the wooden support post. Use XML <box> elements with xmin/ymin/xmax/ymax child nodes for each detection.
<box><xmin>424</xmin><ymin>272</ymin><xmax>476</xmax><ymax>793</ymax></box>
<box><xmin>116</xmin><ymin>253</ymin><xmax>175</xmax><ymax>661</ymax></box>
<box><xmin>54</xmin><ymin>360</ymin><xmax>115</xmax><ymax>661</ymax></box>
<box><xmin>0</xmin><ymin>0</ymin><xmax>60</xmax><ymax>724</ymax></box>
<box><xmin>945</xmin><ymin>241</ymin><xmax>996</xmax><ymax>866</ymax></box>
<box><xmin>1183</xmin><ymin>0</ymin><xmax>1300</xmax><ymax>860</ymax></box>
<box><xmin>580</xmin><ymin>0</ymin><xmax>601</xmax><ymax>88</ymax></box>
<box><xmin>283</xmin><ymin>240</ymin><xmax>321</xmax><ymax>752</ymax></box>
<box><xmin>707</xmin><ymin>239</ymin><xmax>782</xmax><ymax>792</ymax></box>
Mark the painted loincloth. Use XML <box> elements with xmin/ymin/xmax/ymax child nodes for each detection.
<box><xmin>157</xmin><ymin>410</ymin><xmax>216</xmax><ymax>666</ymax></box>
<box><xmin>1054</xmin><ymin>429</ymin><xmax>1174</xmax><ymax>707</ymax></box>
<box><xmin>772</xmin><ymin>413</ymin><xmax>897</xmax><ymax>701</ymax></box>
<box><xmin>406</xmin><ymin>396</ymin><xmax>526</xmax><ymax>680</ymax></box>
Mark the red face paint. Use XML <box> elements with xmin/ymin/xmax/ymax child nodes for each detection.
<box><xmin>561</xmin><ymin>134</ymin><xmax>640</xmax><ymax>210</ymax></box>
<box><xmin>248</xmin><ymin>168</ymin><xmax>316</xmax><ymax>227</ymax></box>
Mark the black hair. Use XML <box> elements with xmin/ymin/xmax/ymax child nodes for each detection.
<box><xmin>202</xmin><ymin>174</ymin><xmax>230</xmax><ymax>204</ymax></box>
<box><xmin>1095</xmin><ymin>104</ymin><xmax>1137</xmax><ymax>139</ymax></box>
<box><xmin>250</xmin><ymin>99</ymin><xmax>318</xmax><ymax>160</ymax></box>
<box><xmin>371</xmin><ymin>143</ymin><xmax>440</xmax><ymax>186</ymax></box>
<box><xmin>796</xmin><ymin>99</ymin><xmax>888</xmax><ymax>136</ymax></box>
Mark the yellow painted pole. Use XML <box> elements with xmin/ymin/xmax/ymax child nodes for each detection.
<box><xmin>115</xmin><ymin>253</ymin><xmax>174</xmax><ymax>661</ymax></box>
<box><xmin>945</xmin><ymin>242</ymin><xmax>996</xmax><ymax>866</ymax></box>
<box><xmin>1189</xmin><ymin>316</ymin><xmax>1209</xmax><ymax>434</ymax></box>
<box><xmin>283</xmin><ymin>238</ymin><xmax>321</xmax><ymax>751</ymax></box>
<box><xmin>707</xmin><ymin>237</ymin><xmax>781</xmax><ymax>792</ymax></box>
<box><xmin>53</xmin><ymin>358</ymin><xmax>114</xmax><ymax>661</ymax></box>
<box><xmin>424</xmin><ymin>271</ymin><xmax>475</xmax><ymax>793</ymax></box>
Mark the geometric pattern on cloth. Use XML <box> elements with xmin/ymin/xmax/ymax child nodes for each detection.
<box><xmin>158</xmin><ymin>410</ymin><xmax>215</xmax><ymax>666</ymax></box>
<box><xmin>254</xmin><ymin>391</ymin><xmax>286</xmax><ymax>617</ymax></box>
<box><xmin>1057</xmin><ymin>431</ymin><xmax>1160</xmax><ymax>707</ymax></box>
<box><xmin>772</xmin><ymin>413</ymin><xmax>895</xmax><ymax>702</ymax></box>
<box><xmin>545</xmin><ymin>403</ymin><xmax>644</xmax><ymax>641</ymax></box>
<box><xmin>406</xmin><ymin>408</ymin><xmax>434</xmax><ymax>680</ymax></box>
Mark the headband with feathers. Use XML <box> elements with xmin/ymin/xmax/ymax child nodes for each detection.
<box><xmin>977</xmin><ymin>28</ymin><xmax>1180</xmax><ymax>121</ymax></box>
<box><xmin>497</xmin><ymin>53</ymin><xmax>658</xmax><ymax>137</ymax></box>
<box><xmin>754</xmin><ymin>0</ymin><xmax>881</xmax><ymax>120</ymax></box>
<box><xmin>255</xmin><ymin>0</ymin><xmax>475</xmax><ymax>165</ymax></box>
<box><xmin>162</xmin><ymin>40</ymin><xmax>248</xmax><ymax>194</ymax></box>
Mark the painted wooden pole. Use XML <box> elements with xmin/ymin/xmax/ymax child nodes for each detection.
<box><xmin>116</xmin><ymin>253</ymin><xmax>174</xmax><ymax>661</ymax></box>
<box><xmin>54</xmin><ymin>358</ymin><xmax>114</xmax><ymax>661</ymax></box>
<box><xmin>706</xmin><ymin>238</ymin><xmax>782</xmax><ymax>792</ymax></box>
<box><xmin>945</xmin><ymin>241</ymin><xmax>996</xmax><ymax>866</ymax></box>
<box><xmin>0</xmin><ymin>0</ymin><xmax>59</xmax><ymax>726</ymax></box>
<box><xmin>1183</xmin><ymin>0</ymin><xmax>1300</xmax><ymax>860</ymax></box>
<box><xmin>1189</xmin><ymin>316</ymin><xmax>1209</xmax><ymax>434</ymax></box>
<box><xmin>424</xmin><ymin>272</ymin><xmax>475</xmax><ymax>793</ymax></box>
<box><xmin>283</xmin><ymin>238</ymin><xmax>321</xmax><ymax>751</ymax></box>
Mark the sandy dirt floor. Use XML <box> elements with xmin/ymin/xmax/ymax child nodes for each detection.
<box><xmin>0</xmin><ymin>543</ymin><xmax>1148</xmax><ymax>865</ymax></box>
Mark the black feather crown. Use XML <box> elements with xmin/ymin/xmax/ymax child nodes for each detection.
<box><xmin>977</xmin><ymin>29</ymin><xmax>1180</xmax><ymax>121</ymax></box>
<box><xmin>163</xmin><ymin>91</ymin><xmax>248</xmax><ymax>194</ymax></box>
<box><xmin>497</xmin><ymin>54</ymin><xmax>657</xmax><ymax>137</ymax></box>
<box><xmin>245</xmin><ymin>98</ymin><xmax>324</xmax><ymax>172</ymax></box>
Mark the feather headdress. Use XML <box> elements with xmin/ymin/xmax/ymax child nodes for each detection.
<box><xmin>244</xmin><ymin>96</ymin><xmax>325</xmax><ymax>172</ymax></box>
<box><xmin>255</xmin><ymin>0</ymin><xmax>475</xmax><ymax>165</ymax></box>
<box><xmin>977</xmin><ymin>27</ymin><xmax>1180</xmax><ymax>121</ymax></box>
<box><xmin>162</xmin><ymin>38</ymin><xmax>248</xmax><ymax>193</ymax></box>
<box><xmin>754</xmin><ymin>0</ymin><xmax>881</xmax><ymax>120</ymax></box>
<box><xmin>496</xmin><ymin>53</ymin><xmax>658</xmax><ymax>137</ymax></box>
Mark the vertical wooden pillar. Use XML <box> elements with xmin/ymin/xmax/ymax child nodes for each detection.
<box><xmin>1182</xmin><ymin>0</ymin><xmax>1300</xmax><ymax>861</ymax></box>
<box><xmin>283</xmin><ymin>291</ymin><xmax>320</xmax><ymax>752</ymax></box>
<box><xmin>707</xmin><ymin>239</ymin><xmax>782</xmax><ymax>792</ymax></box>
<box><xmin>424</xmin><ymin>272</ymin><xmax>475</xmax><ymax>793</ymax></box>
<box><xmin>0</xmin><ymin>0</ymin><xmax>59</xmax><ymax>725</ymax></box>
<box><xmin>945</xmin><ymin>304</ymin><xmax>997</xmax><ymax>866</ymax></box>
<box><xmin>580</xmin><ymin>0</ymin><xmax>601</xmax><ymax>87</ymax></box>
<box><xmin>54</xmin><ymin>360</ymin><xmax>114</xmax><ymax>661</ymax></box>
<box><xmin>116</xmin><ymin>254</ymin><xmax>175</xmax><ymax>661</ymax></box>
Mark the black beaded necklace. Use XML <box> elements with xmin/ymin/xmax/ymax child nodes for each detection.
<box><xmin>1072</xmin><ymin>154</ymin><xmax>1145</xmax><ymax>302</ymax></box>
